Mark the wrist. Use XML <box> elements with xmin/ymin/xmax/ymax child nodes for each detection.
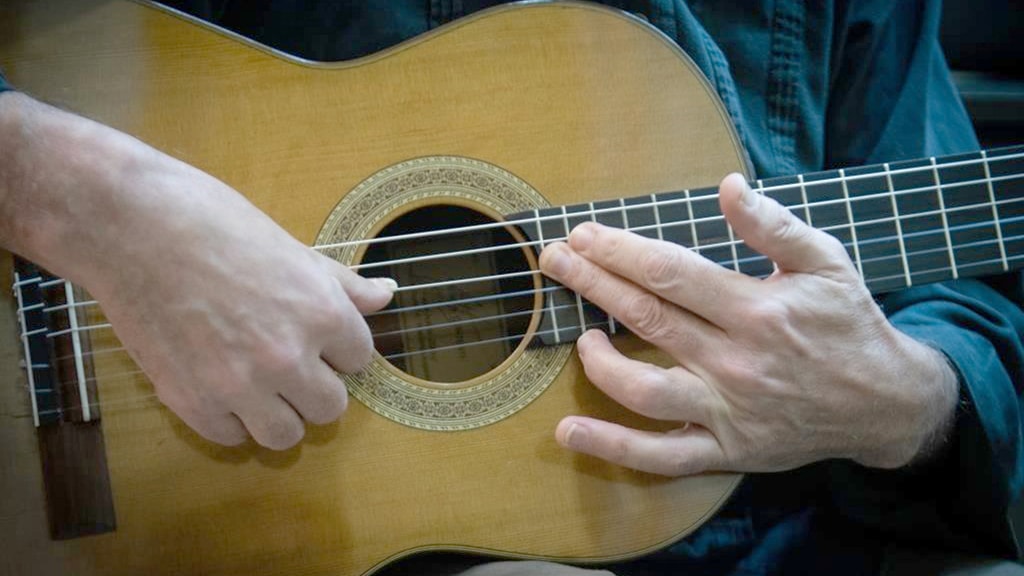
<box><xmin>857</xmin><ymin>336</ymin><xmax>960</xmax><ymax>469</ymax></box>
<box><xmin>902</xmin><ymin>346</ymin><xmax>960</xmax><ymax>466</ymax></box>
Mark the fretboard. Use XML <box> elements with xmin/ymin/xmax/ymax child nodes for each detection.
<box><xmin>513</xmin><ymin>146</ymin><xmax>1024</xmax><ymax>345</ymax></box>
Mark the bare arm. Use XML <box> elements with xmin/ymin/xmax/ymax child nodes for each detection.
<box><xmin>0</xmin><ymin>92</ymin><xmax>393</xmax><ymax>449</ymax></box>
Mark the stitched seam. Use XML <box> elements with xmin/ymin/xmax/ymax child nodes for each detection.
<box><xmin>765</xmin><ymin>0</ymin><xmax>805</xmax><ymax>176</ymax></box>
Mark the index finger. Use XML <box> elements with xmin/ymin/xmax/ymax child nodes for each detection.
<box><xmin>561</xmin><ymin>221</ymin><xmax>759</xmax><ymax>328</ymax></box>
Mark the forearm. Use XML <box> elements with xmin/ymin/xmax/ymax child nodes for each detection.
<box><xmin>0</xmin><ymin>89</ymin><xmax>394</xmax><ymax>449</ymax></box>
<box><xmin>0</xmin><ymin>91</ymin><xmax>154</xmax><ymax>284</ymax></box>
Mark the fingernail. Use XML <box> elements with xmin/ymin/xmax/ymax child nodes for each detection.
<box><xmin>543</xmin><ymin>244</ymin><xmax>571</xmax><ymax>278</ymax></box>
<box><xmin>737</xmin><ymin>175</ymin><xmax>759</xmax><ymax>208</ymax></box>
<box><xmin>563</xmin><ymin>422</ymin><xmax>587</xmax><ymax>448</ymax></box>
<box><xmin>371</xmin><ymin>277</ymin><xmax>398</xmax><ymax>292</ymax></box>
<box><xmin>569</xmin><ymin>223</ymin><xmax>595</xmax><ymax>251</ymax></box>
<box><xmin>576</xmin><ymin>329</ymin><xmax>606</xmax><ymax>357</ymax></box>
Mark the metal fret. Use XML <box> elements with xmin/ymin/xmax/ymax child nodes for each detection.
<box><xmin>839</xmin><ymin>168</ymin><xmax>865</xmax><ymax>278</ymax></box>
<box><xmin>725</xmin><ymin>224</ymin><xmax>739</xmax><ymax>271</ymax></box>
<box><xmin>562</xmin><ymin>206</ymin><xmax>587</xmax><ymax>336</ymax></box>
<box><xmin>589</xmin><ymin>202</ymin><xmax>616</xmax><ymax>334</ymax></box>
<box><xmin>931</xmin><ymin>157</ymin><xmax>959</xmax><ymax>279</ymax></box>
<box><xmin>63</xmin><ymin>281</ymin><xmax>92</xmax><ymax>422</ymax></box>
<box><xmin>17</xmin><ymin>302</ymin><xmax>45</xmax><ymax>313</ymax></box>
<box><xmin>729</xmin><ymin>181</ymin><xmax>755</xmax><ymax>273</ymax></box>
<box><xmin>798</xmin><ymin>174</ymin><xmax>812</xmax><ymax>225</ymax></box>
<box><xmin>981</xmin><ymin>150</ymin><xmax>1010</xmax><ymax>271</ymax></box>
<box><xmin>683</xmin><ymin>189</ymin><xmax>699</xmax><ymax>253</ymax></box>
<box><xmin>12</xmin><ymin>275</ymin><xmax>42</xmax><ymax>288</ymax></box>
<box><xmin>650</xmin><ymin>194</ymin><xmax>664</xmax><ymax>241</ymax></box>
<box><xmin>22</xmin><ymin>326</ymin><xmax>48</xmax><ymax>338</ymax></box>
<box><xmin>883</xmin><ymin>163</ymin><xmax>912</xmax><ymax>287</ymax></box>
<box><xmin>13</xmin><ymin>272</ymin><xmax>42</xmax><ymax>428</ymax></box>
<box><xmin>534</xmin><ymin>208</ymin><xmax>561</xmax><ymax>344</ymax></box>
<box><xmin>45</xmin><ymin>323</ymin><xmax>112</xmax><ymax>339</ymax></box>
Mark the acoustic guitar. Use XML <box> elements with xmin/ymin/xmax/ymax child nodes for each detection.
<box><xmin>1</xmin><ymin>1</ymin><xmax>1021</xmax><ymax>575</ymax></box>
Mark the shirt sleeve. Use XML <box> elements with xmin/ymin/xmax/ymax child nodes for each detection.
<box><xmin>823</xmin><ymin>0</ymin><xmax>1024</xmax><ymax>558</ymax></box>
<box><xmin>0</xmin><ymin>71</ymin><xmax>11</xmax><ymax>94</ymax></box>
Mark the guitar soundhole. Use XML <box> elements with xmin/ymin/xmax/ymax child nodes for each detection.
<box><xmin>362</xmin><ymin>204</ymin><xmax>535</xmax><ymax>384</ymax></box>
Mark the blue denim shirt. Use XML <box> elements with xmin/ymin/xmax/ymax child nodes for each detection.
<box><xmin>22</xmin><ymin>0</ymin><xmax>1024</xmax><ymax>573</ymax></box>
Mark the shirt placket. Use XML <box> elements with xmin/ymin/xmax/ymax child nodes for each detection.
<box><xmin>429</xmin><ymin>0</ymin><xmax>467</xmax><ymax>28</ymax></box>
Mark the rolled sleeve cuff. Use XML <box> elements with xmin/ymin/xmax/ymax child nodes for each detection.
<box><xmin>829</xmin><ymin>279</ymin><xmax>1024</xmax><ymax>558</ymax></box>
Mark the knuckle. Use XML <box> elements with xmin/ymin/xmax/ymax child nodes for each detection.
<box><xmin>818</xmin><ymin>232</ymin><xmax>846</xmax><ymax>256</ymax></box>
<box><xmin>717</xmin><ymin>357</ymin><xmax>759</xmax><ymax>388</ymax></box>
<box><xmin>744</xmin><ymin>300</ymin><xmax>790</xmax><ymax>334</ymax></box>
<box><xmin>664</xmin><ymin>450</ymin><xmax>694</xmax><ymax>477</ymax></box>
<box><xmin>609</xmin><ymin>436</ymin><xmax>633</xmax><ymax>465</ymax></box>
<box><xmin>641</xmin><ymin>247</ymin><xmax>683</xmax><ymax>291</ymax></box>
<box><xmin>208</xmin><ymin>368</ymin><xmax>249</xmax><ymax>407</ymax></box>
<box><xmin>257</xmin><ymin>419</ymin><xmax>305</xmax><ymax>451</ymax></box>
<box><xmin>261</xmin><ymin>341</ymin><xmax>306</xmax><ymax>378</ymax></box>
<box><xmin>326</xmin><ymin>312</ymin><xmax>375</xmax><ymax>374</ymax></box>
<box><xmin>602</xmin><ymin>228</ymin><xmax>625</xmax><ymax>258</ymax></box>
<box><xmin>203</xmin><ymin>418</ymin><xmax>248</xmax><ymax>447</ymax></box>
<box><xmin>345</xmin><ymin>332</ymin><xmax>376</xmax><ymax>371</ymax></box>
<box><xmin>772</xmin><ymin>210</ymin><xmax>809</xmax><ymax>244</ymax></box>
<box><xmin>318</xmin><ymin>303</ymin><xmax>345</xmax><ymax>332</ymax></box>
<box><xmin>221</xmin><ymin>428</ymin><xmax>248</xmax><ymax>446</ymax></box>
<box><xmin>319</xmin><ymin>290</ymin><xmax>352</xmax><ymax>327</ymax></box>
<box><xmin>305</xmin><ymin>387</ymin><xmax>348</xmax><ymax>425</ymax></box>
<box><xmin>563</xmin><ymin>255</ymin><xmax>601</xmax><ymax>296</ymax></box>
<box><xmin>622</xmin><ymin>373</ymin><xmax>666</xmax><ymax>414</ymax></box>
<box><xmin>623</xmin><ymin>293</ymin><xmax>671</xmax><ymax>341</ymax></box>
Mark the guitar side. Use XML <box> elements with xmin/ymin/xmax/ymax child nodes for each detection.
<box><xmin>0</xmin><ymin>1</ymin><xmax>747</xmax><ymax>574</ymax></box>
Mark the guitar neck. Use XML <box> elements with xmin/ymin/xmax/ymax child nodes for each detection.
<box><xmin>517</xmin><ymin>146</ymin><xmax>1024</xmax><ymax>345</ymax></box>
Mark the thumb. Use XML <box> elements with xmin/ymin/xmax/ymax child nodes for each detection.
<box><xmin>718</xmin><ymin>173</ymin><xmax>853</xmax><ymax>277</ymax></box>
<box><xmin>319</xmin><ymin>254</ymin><xmax>396</xmax><ymax>313</ymax></box>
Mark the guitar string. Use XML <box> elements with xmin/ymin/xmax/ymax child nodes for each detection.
<box><xmin>22</xmin><ymin>185</ymin><xmax>1024</xmax><ymax>317</ymax></box>
<box><xmin>16</xmin><ymin>150</ymin><xmax>1024</xmax><ymax>414</ymax></box>
<box><xmin>16</xmin><ymin>164</ymin><xmax>1024</xmax><ymax>380</ymax></box>
<box><xmin>47</xmin><ymin>284</ymin><xmax>565</xmax><ymax>364</ymax></box>
<box><xmin>57</xmin><ymin>221</ymin><xmax>993</xmax><ymax>369</ymax></box>
<box><xmin>347</xmin><ymin>173</ymin><xmax>1024</xmax><ymax>273</ymax></box>
<box><xmin>311</xmin><ymin>152</ymin><xmax>1024</xmax><ymax>254</ymax></box>
<box><xmin>24</xmin><ymin>195</ymin><xmax>1024</xmax><ymax>334</ymax></box>
<box><xmin>30</xmin><ymin>241</ymin><xmax>1024</xmax><ymax>399</ymax></box>
<box><xmin>23</xmin><ymin>209</ymin><xmax>1024</xmax><ymax>370</ymax></box>
<box><xmin>10</xmin><ymin>156</ymin><xmax>1021</xmax><ymax>294</ymax></box>
<box><xmin>23</xmin><ymin>247</ymin><xmax>1024</xmax><ymax>420</ymax></box>
<box><xmin>25</xmin><ymin>311</ymin><xmax>613</xmax><ymax>419</ymax></box>
<box><xmin>25</xmin><ymin>171</ymin><xmax>1024</xmax><ymax>340</ymax></box>
<box><xmin>347</xmin><ymin>192</ymin><xmax>1024</xmax><ymax>286</ymax></box>
<box><xmin>13</xmin><ymin>169</ymin><xmax>1024</xmax><ymax>304</ymax></box>
<box><xmin>29</xmin><ymin>188</ymin><xmax>1019</xmax><ymax>326</ymax></box>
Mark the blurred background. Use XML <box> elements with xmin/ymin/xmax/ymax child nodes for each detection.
<box><xmin>941</xmin><ymin>0</ymin><xmax>1023</xmax><ymax>148</ymax></box>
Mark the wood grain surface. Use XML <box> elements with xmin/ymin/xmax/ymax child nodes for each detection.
<box><xmin>0</xmin><ymin>1</ymin><xmax>748</xmax><ymax>574</ymax></box>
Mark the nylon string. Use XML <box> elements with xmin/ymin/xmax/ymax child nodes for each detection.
<box><xmin>13</xmin><ymin>152</ymin><xmax>1024</xmax><ymax>418</ymax></box>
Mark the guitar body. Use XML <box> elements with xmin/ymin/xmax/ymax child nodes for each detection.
<box><xmin>0</xmin><ymin>2</ymin><xmax>748</xmax><ymax>574</ymax></box>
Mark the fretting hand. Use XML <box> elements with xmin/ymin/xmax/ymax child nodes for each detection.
<box><xmin>539</xmin><ymin>173</ymin><xmax>959</xmax><ymax>475</ymax></box>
